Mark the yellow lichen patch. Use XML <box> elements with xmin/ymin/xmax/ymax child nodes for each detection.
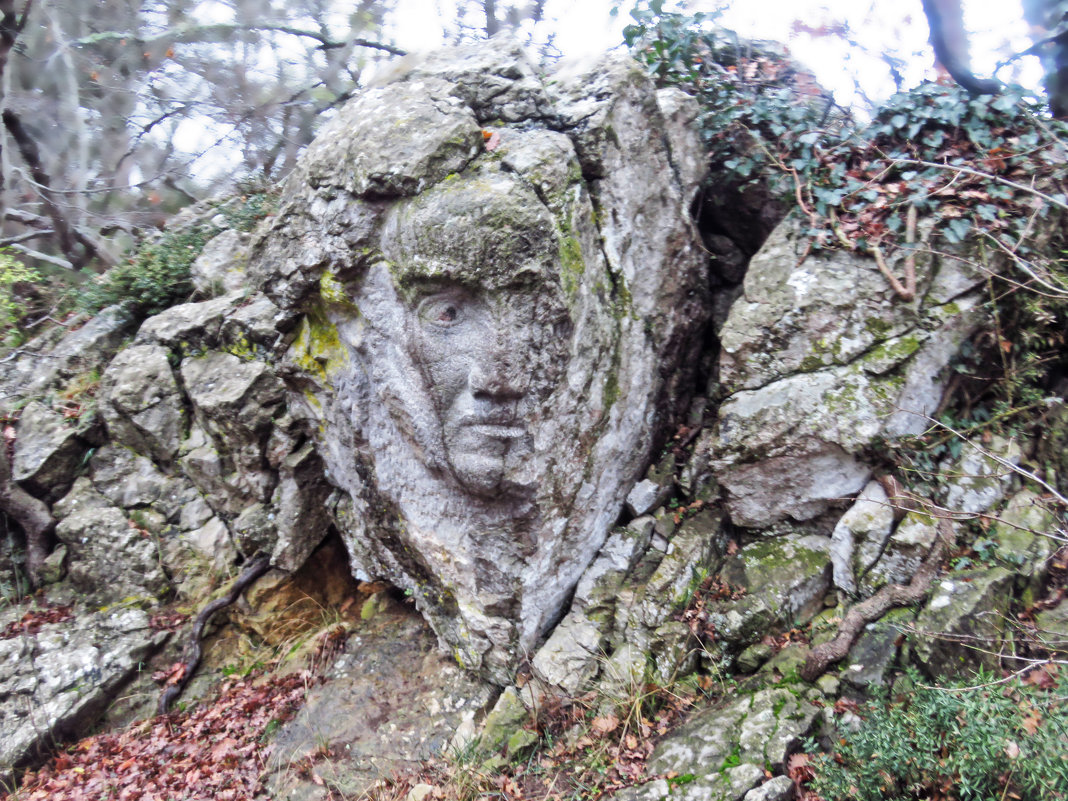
<box><xmin>288</xmin><ymin>306</ymin><xmax>349</xmax><ymax>384</ymax></box>
<box><xmin>319</xmin><ymin>270</ymin><xmax>355</xmax><ymax>308</ymax></box>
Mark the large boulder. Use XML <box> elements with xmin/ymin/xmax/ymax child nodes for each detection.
<box><xmin>11</xmin><ymin>401</ymin><xmax>86</xmax><ymax>500</ymax></box>
<box><xmin>0</xmin><ymin>606</ymin><xmax>165</xmax><ymax>780</ymax></box>
<box><xmin>99</xmin><ymin>344</ymin><xmax>185</xmax><ymax>466</ymax></box>
<box><xmin>247</xmin><ymin>40</ymin><xmax>709</xmax><ymax>683</ymax></box>
<box><xmin>700</xmin><ymin>215</ymin><xmax>990</xmax><ymax>529</ymax></box>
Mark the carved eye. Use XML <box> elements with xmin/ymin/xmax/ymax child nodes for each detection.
<box><xmin>417</xmin><ymin>295</ymin><xmax>465</xmax><ymax>329</ymax></box>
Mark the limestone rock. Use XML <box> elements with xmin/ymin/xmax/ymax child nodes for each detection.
<box><xmin>718</xmin><ymin>220</ymin><xmax>919</xmax><ymax>392</ymax></box>
<box><xmin>1035</xmin><ymin>600</ymin><xmax>1068</xmax><ymax>645</ymax></box>
<box><xmin>744</xmin><ymin>776</ymin><xmax>795</xmax><ymax>801</ymax></box>
<box><xmin>0</xmin><ymin>305</ymin><xmax>133</xmax><ymax>403</ymax></box>
<box><xmin>180</xmin><ymin>351</ymin><xmax>285</xmax><ymax>506</ymax></box>
<box><xmin>713</xmin><ymin>534</ymin><xmax>831</xmax><ymax>645</ymax></box>
<box><xmin>180</xmin><ymin>516</ymin><xmax>237</xmax><ymax>571</ymax></box>
<box><xmin>90</xmin><ymin>443</ymin><xmax>200</xmax><ymax>523</ymax></box>
<box><xmin>600</xmin><ymin>509</ymin><xmax>723</xmax><ymax>685</ymax></box>
<box><xmin>99</xmin><ymin>344</ymin><xmax>186</xmax><ymax>465</ymax></box>
<box><xmin>54</xmin><ymin>498</ymin><xmax>169</xmax><ymax>604</ymax></box>
<box><xmin>38</xmin><ymin>544</ymin><xmax>68</xmax><ymax>584</ymax></box>
<box><xmin>266</xmin><ymin>600</ymin><xmax>493</xmax><ymax>799</ymax></box>
<box><xmin>704</xmin><ymin>212</ymin><xmax>986</xmax><ymax>528</ymax></box>
<box><xmin>11</xmin><ymin>401</ymin><xmax>85</xmax><ymax>499</ymax></box>
<box><xmin>136</xmin><ymin>292</ymin><xmax>284</xmax><ymax>360</ymax></box>
<box><xmin>268</xmin><ymin>442</ymin><xmax>333</xmax><ymax>570</ymax></box>
<box><xmin>220</xmin><ymin>293</ymin><xmax>286</xmax><ymax>354</ymax></box>
<box><xmin>135</xmin><ymin>292</ymin><xmax>243</xmax><ymax>352</ymax></box>
<box><xmin>841</xmin><ymin>607</ymin><xmax>912</xmax><ymax>690</ymax></box>
<box><xmin>478</xmin><ymin>686</ymin><xmax>531</xmax><ymax>756</ymax></box>
<box><xmin>626</xmin><ymin>478</ymin><xmax>673</xmax><ymax>517</ymax></box>
<box><xmin>190</xmin><ymin>229</ymin><xmax>251</xmax><ymax>296</ymax></box>
<box><xmin>400</xmin><ymin>35</ymin><xmax>553</xmax><ymax>123</ymax></box>
<box><xmin>51</xmin><ymin>476</ymin><xmax>111</xmax><ymax>518</ymax></box>
<box><xmin>0</xmin><ymin>606</ymin><xmax>163</xmax><ymax>780</ymax></box>
<box><xmin>656</xmin><ymin>88</ymin><xmax>705</xmax><ymax>206</ymax></box>
<box><xmin>531</xmin><ymin>518</ymin><xmax>654</xmax><ymax>695</ymax></box>
<box><xmin>940</xmin><ymin>435</ymin><xmax>1021</xmax><ymax>514</ymax></box>
<box><xmin>829</xmin><ymin>479</ymin><xmax>895</xmax><ymax>594</ymax></box>
<box><xmin>615</xmin><ymin>686</ymin><xmax>820</xmax><ymax>801</ymax></box>
<box><xmin>253</xmin><ymin>40</ymin><xmax>709</xmax><ymax>682</ymax></box>
<box><xmin>861</xmin><ymin>510</ymin><xmax>940</xmax><ymax>594</ymax></box>
<box><xmin>992</xmin><ymin>489</ymin><xmax>1057</xmax><ymax>591</ymax></box>
<box><xmin>294</xmin><ymin>79</ymin><xmax>482</xmax><ymax>198</ymax></box>
<box><xmin>911</xmin><ymin>567</ymin><xmax>1014</xmax><ymax>678</ymax></box>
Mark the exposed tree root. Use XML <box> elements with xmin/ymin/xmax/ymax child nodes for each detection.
<box><xmin>157</xmin><ymin>554</ymin><xmax>272</xmax><ymax>715</ymax></box>
<box><xmin>0</xmin><ymin>443</ymin><xmax>55</xmax><ymax>587</ymax></box>
<box><xmin>801</xmin><ymin>518</ymin><xmax>956</xmax><ymax>682</ymax></box>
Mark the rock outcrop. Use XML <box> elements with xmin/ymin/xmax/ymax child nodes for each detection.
<box><xmin>248</xmin><ymin>38</ymin><xmax>710</xmax><ymax>683</ymax></box>
<box><xmin>0</xmin><ymin>35</ymin><xmax>1064</xmax><ymax>795</ymax></box>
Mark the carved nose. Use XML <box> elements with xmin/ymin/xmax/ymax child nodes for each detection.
<box><xmin>469</xmin><ymin>339</ymin><xmax>522</xmax><ymax>400</ymax></box>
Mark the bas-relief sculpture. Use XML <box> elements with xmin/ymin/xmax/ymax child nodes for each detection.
<box><xmin>251</xmin><ymin>39</ymin><xmax>709</xmax><ymax>683</ymax></box>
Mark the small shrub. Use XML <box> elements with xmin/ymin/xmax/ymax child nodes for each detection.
<box><xmin>808</xmin><ymin>669</ymin><xmax>1068</xmax><ymax>801</ymax></box>
<box><xmin>80</xmin><ymin>223</ymin><xmax>219</xmax><ymax>316</ymax></box>
<box><xmin>80</xmin><ymin>190</ymin><xmax>277</xmax><ymax>317</ymax></box>
<box><xmin>0</xmin><ymin>249</ymin><xmax>40</xmax><ymax>346</ymax></box>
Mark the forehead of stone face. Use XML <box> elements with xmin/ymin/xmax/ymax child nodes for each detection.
<box><xmin>380</xmin><ymin>171</ymin><xmax>558</xmax><ymax>293</ymax></box>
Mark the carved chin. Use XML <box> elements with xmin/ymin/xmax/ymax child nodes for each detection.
<box><xmin>447</xmin><ymin>450</ymin><xmax>507</xmax><ymax>497</ymax></box>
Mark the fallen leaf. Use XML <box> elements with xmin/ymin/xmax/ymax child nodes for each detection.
<box><xmin>1021</xmin><ymin>707</ymin><xmax>1043</xmax><ymax>734</ymax></box>
<box><xmin>590</xmin><ymin>715</ymin><xmax>619</xmax><ymax>736</ymax></box>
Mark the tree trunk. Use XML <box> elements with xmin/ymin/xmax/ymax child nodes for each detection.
<box><xmin>921</xmin><ymin>0</ymin><xmax>1001</xmax><ymax>95</ymax></box>
<box><xmin>1023</xmin><ymin>0</ymin><xmax>1068</xmax><ymax>118</ymax></box>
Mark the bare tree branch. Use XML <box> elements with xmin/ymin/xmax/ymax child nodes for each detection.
<box><xmin>3</xmin><ymin>208</ymin><xmax>49</xmax><ymax>226</ymax></box>
<box><xmin>0</xmin><ymin>227</ymin><xmax>52</xmax><ymax>244</ymax></box>
<box><xmin>2</xmin><ymin>108</ymin><xmax>96</xmax><ymax>268</ymax></box>
<box><xmin>75</xmin><ymin>23</ymin><xmax>407</xmax><ymax>57</ymax></box>
<box><xmin>921</xmin><ymin>0</ymin><xmax>1001</xmax><ymax>95</ymax></box>
<box><xmin>4</xmin><ymin>242</ymin><xmax>72</xmax><ymax>268</ymax></box>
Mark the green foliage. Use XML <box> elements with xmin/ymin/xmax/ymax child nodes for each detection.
<box><xmin>0</xmin><ymin>250</ymin><xmax>41</xmax><ymax>346</ymax></box>
<box><xmin>623</xmin><ymin>0</ymin><xmax>847</xmax><ymax>198</ymax></box>
<box><xmin>216</xmin><ymin>189</ymin><xmax>279</xmax><ymax>233</ymax></box>
<box><xmin>623</xmin><ymin>5</ymin><xmax>1068</xmax><ymax>258</ymax></box>
<box><xmin>79</xmin><ymin>191</ymin><xmax>276</xmax><ymax>316</ymax></box>
<box><xmin>836</xmin><ymin>84</ymin><xmax>1067</xmax><ymax>256</ymax></box>
<box><xmin>626</xmin><ymin>6</ymin><xmax>1068</xmax><ymax>509</ymax></box>
<box><xmin>809</xmin><ymin>670</ymin><xmax>1068</xmax><ymax>801</ymax></box>
<box><xmin>80</xmin><ymin>223</ymin><xmax>219</xmax><ymax>316</ymax></box>
<box><xmin>0</xmin><ymin>250</ymin><xmax>39</xmax><ymax>323</ymax></box>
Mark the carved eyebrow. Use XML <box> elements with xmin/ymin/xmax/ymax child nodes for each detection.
<box><xmin>407</xmin><ymin>281</ymin><xmax>479</xmax><ymax>303</ymax></box>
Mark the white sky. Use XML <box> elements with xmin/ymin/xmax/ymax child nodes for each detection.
<box><xmin>389</xmin><ymin>0</ymin><xmax>1041</xmax><ymax>109</ymax></box>
<box><xmin>174</xmin><ymin>0</ymin><xmax>1045</xmax><ymax>184</ymax></box>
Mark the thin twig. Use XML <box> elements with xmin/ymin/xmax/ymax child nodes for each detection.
<box><xmin>915</xmin><ymin>661</ymin><xmax>1064</xmax><ymax>693</ymax></box>
<box><xmin>0</xmin><ymin>229</ymin><xmax>53</xmax><ymax>245</ymax></box>
<box><xmin>904</xmin><ymin>204</ymin><xmax>917</xmax><ymax>299</ymax></box>
<box><xmin>980</xmin><ymin>232</ymin><xmax>1068</xmax><ymax>298</ymax></box>
<box><xmin>916</xmin><ymin>412</ymin><xmax>1068</xmax><ymax>507</ymax></box>
<box><xmin>889</xmin><ymin>158</ymin><xmax>1068</xmax><ymax>213</ymax></box>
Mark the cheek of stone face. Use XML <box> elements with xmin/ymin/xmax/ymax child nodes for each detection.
<box><xmin>422</xmin><ymin>346</ymin><xmax>476</xmax><ymax>413</ymax></box>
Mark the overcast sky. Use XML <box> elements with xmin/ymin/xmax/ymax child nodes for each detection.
<box><xmin>388</xmin><ymin>0</ymin><xmax>1040</xmax><ymax>108</ymax></box>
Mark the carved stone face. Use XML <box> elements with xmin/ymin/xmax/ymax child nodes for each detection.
<box><xmin>374</xmin><ymin>171</ymin><xmax>571</xmax><ymax>499</ymax></box>
<box><xmin>409</xmin><ymin>285</ymin><xmax>538</xmax><ymax>496</ymax></box>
